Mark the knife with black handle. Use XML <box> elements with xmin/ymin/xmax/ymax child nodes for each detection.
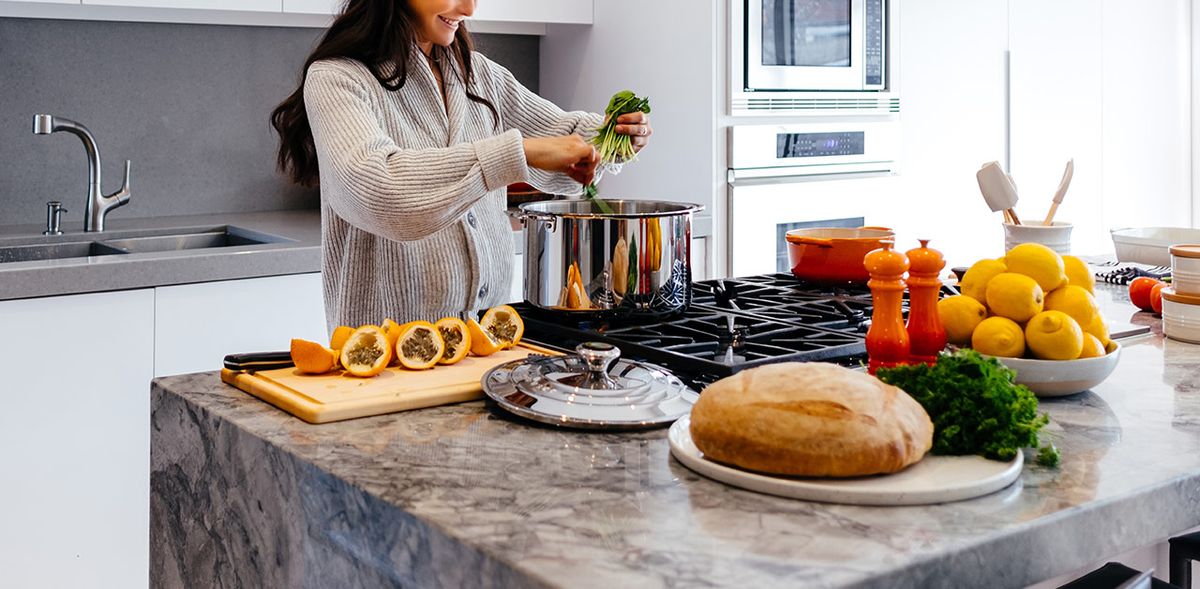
<box><xmin>223</xmin><ymin>351</ymin><xmax>294</xmax><ymax>372</ymax></box>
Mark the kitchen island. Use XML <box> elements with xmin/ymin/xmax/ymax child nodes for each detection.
<box><xmin>150</xmin><ymin>286</ymin><xmax>1200</xmax><ymax>588</ymax></box>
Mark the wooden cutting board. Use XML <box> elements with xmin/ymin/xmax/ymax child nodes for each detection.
<box><xmin>220</xmin><ymin>343</ymin><xmax>558</xmax><ymax>424</ymax></box>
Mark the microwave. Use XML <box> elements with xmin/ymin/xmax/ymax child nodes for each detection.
<box><xmin>731</xmin><ymin>0</ymin><xmax>900</xmax><ymax>116</ymax></box>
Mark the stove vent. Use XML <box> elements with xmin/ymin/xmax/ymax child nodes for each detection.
<box><xmin>733</xmin><ymin>97</ymin><xmax>901</xmax><ymax>116</ymax></box>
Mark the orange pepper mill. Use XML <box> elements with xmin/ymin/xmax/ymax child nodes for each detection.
<box><xmin>905</xmin><ymin>239</ymin><xmax>947</xmax><ymax>365</ymax></box>
<box><xmin>864</xmin><ymin>241</ymin><xmax>910</xmax><ymax>374</ymax></box>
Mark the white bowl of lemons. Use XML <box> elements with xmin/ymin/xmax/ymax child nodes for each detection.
<box><xmin>940</xmin><ymin>243</ymin><xmax>1122</xmax><ymax>397</ymax></box>
<box><xmin>994</xmin><ymin>341</ymin><xmax>1122</xmax><ymax>397</ymax></box>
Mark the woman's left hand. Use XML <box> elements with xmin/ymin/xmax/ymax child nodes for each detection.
<box><xmin>613</xmin><ymin>112</ymin><xmax>652</xmax><ymax>153</ymax></box>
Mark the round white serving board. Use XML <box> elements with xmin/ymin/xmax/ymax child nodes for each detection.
<box><xmin>668</xmin><ymin>415</ymin><xmax>1023</xmax><ymax>506</ymax></box>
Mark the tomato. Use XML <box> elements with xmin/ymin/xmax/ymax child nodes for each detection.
<box><xmin>1150</xmin><ymin>281</ymin><xmax>1168</xmax><ymax>314</ymax></box>
<box><xmin>1128</xmin><ymin>277</ymin><xmax>1160</xmax><ymax>311</ymax></box>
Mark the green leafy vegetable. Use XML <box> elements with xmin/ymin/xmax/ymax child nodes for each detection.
<box><xmin>1037</xmin><ymin>444</ymin><xmax>1061</xmax><ymax>468</ymax></box>
<box><xmin>876</xmin><ymin>349</ymin><xmax>1056</xmax><ymax>465</ymax></box>
<box><xmin>583</xmin><ymin>90</ymin><xmax>652</xmax><ymax>213</ymax></box>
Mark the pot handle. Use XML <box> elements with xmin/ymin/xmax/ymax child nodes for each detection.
<box><xmin>787</xmin><ymin>235</ymin><xmax>836</xmax><ymax>248</ymax></box>
<box><xmin>518</xmin><ymin>210</ymin><xmax>558</xmax><ymax>232</ymax></box>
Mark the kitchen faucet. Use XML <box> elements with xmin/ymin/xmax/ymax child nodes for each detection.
<box><xmin>32</xmin><ymin>114</ymin><xmax>130</xmax><ymax>232</ymax></box>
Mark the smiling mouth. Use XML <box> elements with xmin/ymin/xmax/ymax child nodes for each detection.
<box><xmin>438</xmin><ymin>15</ymin><xmax>462</xmax><ymax>28</ymax></box>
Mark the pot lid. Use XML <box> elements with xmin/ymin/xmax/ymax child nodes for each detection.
<box><xmin>482</xmin><ymin>342</ymin><xmax>698</xmax><ymax>430</ymax></box>
<box><xmin>1169</xmin><ymin>244</ymin><xmax>1200</xmax><ymax>259</ymax></box>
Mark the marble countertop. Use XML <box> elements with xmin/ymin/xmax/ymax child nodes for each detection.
<box><xmin>150</xmin><ymin>283</ymin><xmax>1200</xmax><ymax>588</ymax></box>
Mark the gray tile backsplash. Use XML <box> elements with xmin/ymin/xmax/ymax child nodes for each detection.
<box><xmin>0</xmin><ymin>18</ymin><xmax>539</xmax><ymax>226</ymax></box>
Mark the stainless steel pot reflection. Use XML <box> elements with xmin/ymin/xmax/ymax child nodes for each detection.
<box><xmin>519</xmin><ymin>199</ymin><xmax>704</xmax><ymax>318</ymax></box>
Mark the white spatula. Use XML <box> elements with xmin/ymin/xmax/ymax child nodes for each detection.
<box><xmin>1043</xmin><ymin>159</ymin><xmax>1074</xmax><ymax>226</ymax></box>
<box><xmin>976</xmin><ymin>161</ymin><xmax>1021</xmax><ymax>225</ymax></box>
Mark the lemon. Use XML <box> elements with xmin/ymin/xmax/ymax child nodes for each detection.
<box><xmin>1078</xmin><ymin>333</ymin><xmax>1106</xmax><ymax>358</ymax></box>
<box><xmin>1025</xmin><ymin>311</ymin><xmax>1084</xmax><ymax>360</ymax></box>
<box><xmin>972</xmin><ymin>316</ymin><xmax>1026</xmax><ymax>358</ymax></box>
<box><xmin>1062</xmin><ymin>255</ymin><xmax>1095</xmax><ymax>293</ymax></box>
<box><xmin>985</xmin><ymin>272</ymin><xmax>1045</xmax><ymax>323</ymax></box>
<box><xmin>938</xmin><ymin>295</ymin><xmax>988</xmax><ymax>346</ymax></box>
<box><xmin>1084</xmin><ymin>314</ymin><xmax>1112</xmax><ymax>348</ymax></box>
<box><xmin>1044</xmin><ymin>285</ymin><xmax>1099</xmax><ymax>330</ymax></box>
<box><xmin>1005</xmin><ymin>243</ymin><xmax>1067</xmax><ymax>292</ymax></box>
<box><xmin>959</xmin><ymin>258</ymin><xmax>1007</xmax><ymax>303</ymax></box>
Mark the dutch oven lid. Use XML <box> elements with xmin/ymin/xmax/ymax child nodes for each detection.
<box><xmin>482</xmin><ymin>342</ymin><xmax>698</xmax><ymax>430</ymax></box>
<box><xmin>519</xmin><ymin>198</ymin><xmax>704</xmax><ymax>219</ymax></box>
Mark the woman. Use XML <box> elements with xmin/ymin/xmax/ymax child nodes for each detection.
<box><xmin>271</xmin><ymin>0</ymin><xmax>652</xmax><ymax>330</ymax></box>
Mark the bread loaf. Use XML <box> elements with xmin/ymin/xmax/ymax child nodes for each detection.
<box><xmin>689</xmin><ymin>362</ymin><xmax>933</xmax><ymax>477</ymax></box>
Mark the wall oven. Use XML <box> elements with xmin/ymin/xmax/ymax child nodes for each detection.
<box><xmin>731</xmin><ymin>0</ymin><xmax>899</xmax><ymax>116</ymax></box>
<box><xmin>727</xmin><ymin>122</ymin><xmax>899</xmax><ymax>277</ymax></box>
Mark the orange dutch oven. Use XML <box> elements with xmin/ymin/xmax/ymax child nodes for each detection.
<box><xmin>785</xmin><ymin>227</ymin><xmax>896</xmax><ymax>284</ymax></box>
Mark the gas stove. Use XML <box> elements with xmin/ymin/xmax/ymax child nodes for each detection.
<box><xmin>515</xmin><ymin>273</ymin><xmax>906</xmax><ymax>390</ymax></box>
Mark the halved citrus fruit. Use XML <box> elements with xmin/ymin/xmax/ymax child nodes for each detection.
<box><xmin>395</xmin><ymin>321</ymin><xmax>445</xmax><ymax>370</ymax></box>
<box><xmin>329</xmin><ymin>325</ymin><xmax>355</xmax><ymax>350</ymax></box>
<box><xmin>434</xmin><ymin>317</ymin><xmax>472</xmax><ymax>365</ymax></box>
<box><xmin>480</xmin><ymin>305</ymin><xmax>524</xmax><ymax>349</ymax></box>
<box><xmin>380</xmin><ymin>318</ymin><xmax>404</xmax><ymax>365</ymax></box>
<box><xmin>339</xmin><ymin>325</ymin><xmax>392</xmax><ymax>377</ymax></box>
<box><xmin>466</xmin><ymin>318</ymin><xmax>504</xmax><ymax>357</ymax></box>
<box><xmin>290</xmin><ymin>338</ymin><xmax>338</xmax><ymax>374</ymax></box>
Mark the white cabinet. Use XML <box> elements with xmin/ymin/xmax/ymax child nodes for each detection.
<box><xmin>154</xmin><ymin>273</ymin><xmax>326</xmax><ymax>377</ymax></box>
<box><xmin>82</xmin><ymin>0</ymin><xmax>280</xmax><ymax>10</ymax></box>
<box><xmin>511</xmin><ymin>253</ymin><xmax>524</xmax><ymax>303</ymax></box>
<box><xmin>691</xmin><ymin>237</ymin><xmax>709</xmax><ymax>282</ymax></box>
<box><xmin>473</xmin><ymin>0</ymin><xmax>591</xmax><ymax>25</ymax></box>
<box><xmin>281</xmin><ymin>0</ymin><xmax>336</xmax><ymax>14</ymax></box>
<box><xmin>0</xmin><ymin>289</ymin><xmax>154</xmax><ymax>588</ymax></box>
<box><xmin>278</xmin><ymin>0</ymin><xmax>591</xmax><ymax>22</ymax></box>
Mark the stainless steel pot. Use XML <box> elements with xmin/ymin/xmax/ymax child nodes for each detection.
<box><xmin>519</xmin><ymin>199</ymin><xmax>704</xmax><ymax>318</ymax></box>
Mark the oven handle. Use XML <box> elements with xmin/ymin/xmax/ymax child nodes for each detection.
<box><xmin>728</xmin><ymin>167</ymin><xmax>895</xmax><ymax>187</ymax></box>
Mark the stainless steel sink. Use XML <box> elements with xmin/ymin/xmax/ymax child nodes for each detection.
<box><xmin>0</xmin><ymin>225</ymin><xmax>294</xmax><ymax>263</ymax></box>
<box><xmin>0</xmin><ymin>241</ymin><xmax>126</xmax><ymax>264</ymax></box>
<box><xmin>98</xmin><ymin>226</ymin><xmax>290</xmax><ymax>254</ymax></box>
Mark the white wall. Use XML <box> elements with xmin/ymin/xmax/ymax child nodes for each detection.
<box><xmin>539</xmin><ymin>1</ymin><xmax>719</xmax><ymax>210</ymax></box>
<box><xmin>896</xmin><ymin>0</ymin><xmax>1191</xmax><ymax>268</ymax></box>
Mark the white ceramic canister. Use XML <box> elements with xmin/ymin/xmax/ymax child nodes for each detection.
<box><xmin>1003</xmin><ymin>222</ymin><xmax>1073</xmax><ymax>254</ymax></box>
<box><xmin>1161</xmin><ymin>287</ymin><xmax>1200</xmax><ymax>344</ymax></box>
<box><xmin>1169</xmin><ymin>244</ymin><xmax>1200</xmax><ymax>295</ymax></box>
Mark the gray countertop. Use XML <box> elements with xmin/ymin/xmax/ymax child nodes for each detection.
<box><xmin>0</xmin><ymin>210</ymin><xmax>323</xmax><ymax>301</ymax></box>
<box><xmin>149</xmin><ymin>283</ymin><xmax>1200</xmax><ymax>588</ymax></box>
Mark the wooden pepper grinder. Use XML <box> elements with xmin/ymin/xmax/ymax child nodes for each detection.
<box><xmin>864</xmin><ymin>241</ymin><xmax>910</xmax><ymax>374</ymax></box>
<box><xmin>905</xmin><ymin>239</ymin><xmax>947</xmax><ymax>365</ymax></box>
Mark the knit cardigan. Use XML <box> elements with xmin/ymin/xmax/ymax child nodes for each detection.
<box><xmin>304</xmin><ymin>50</ymin><xmax>603</xmax><ymax>332</ymax></box>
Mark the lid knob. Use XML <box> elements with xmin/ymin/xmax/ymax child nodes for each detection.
<box><xmin>574</xmin><ymin>342</ymin><xmax>622</xmax><ymax>390</ymax></box>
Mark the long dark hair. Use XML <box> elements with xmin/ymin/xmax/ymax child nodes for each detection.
<box><xmin>271</xmin><ymin>0</ymin><xmax>498</xmax><ymax>187</ymax></box>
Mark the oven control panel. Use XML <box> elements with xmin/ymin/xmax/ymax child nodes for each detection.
<box><xmin>776</xmin><ymin>132</ymin><xmax>866</xmax><ymax>159</ymax></box>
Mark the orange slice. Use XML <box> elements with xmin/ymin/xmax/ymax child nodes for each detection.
<box><xmin>290</xmin><ymin>338</ymin><xmax>338</xmax><ymax>374</ymax></box>
<box><xmin>329</xmin><ymin>325</ymin><xmax>355</xmax><ymax>350</ymax></box>
<box><xmin>434</xmin><ymin>317</ymin><xmax>472</xmax><ymax>365</ymax></box>
<box><xmin>339</xmin><ymin>325</ymin><xmax>392</xmax><ymax>377</ymax></box>
<box><xmin>480</xmin><ymin>305</ymin><xmax>524</xmax><ymax>349</ymax></box>
<box><xmin>466</xmin><ymin>318</ymin><xmax>504</xmax><ymax>357</ymax></box>
<box><xmin>395</xmin><ymin>321</ymin><xmax>445</xmax><ymax>370</ymax></box>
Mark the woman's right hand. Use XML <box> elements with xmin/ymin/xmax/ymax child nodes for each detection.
<box><xmin>524</xmin><ymin>136</ymin><xmax>599</xmax><ymax>186</ymax></box>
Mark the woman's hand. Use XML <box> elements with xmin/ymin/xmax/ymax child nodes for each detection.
<box><xmin>524</xmin><ymin>136</ymin><xmax>599</xmax><ymax>186</ymax></box>
<box><xmin>612</xmin><ymin>112</ymin><xmax>652</xmax><ymax>153</ymax></box>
